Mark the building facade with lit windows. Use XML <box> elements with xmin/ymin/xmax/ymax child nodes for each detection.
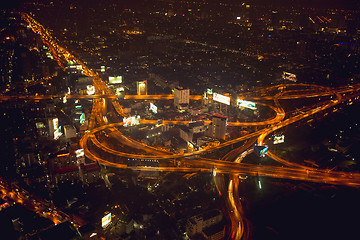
<box><xmin>207</xmin><ymin>115</ymin><xmax>227</xmax><ymax>140</ymax></box>
<box><xmin>53</xmin><ymin>162</ymin><xmax>101</xmax><ymax>185</ymax></box>
<box><xmin>185</xmin><ymin>209</ymin><xmax>223</xmax><ymax>236</ymax></box>
<box><xmin>137</xmin><ymin>80</ymin><xmax>148</xmax><ymax>95</ymax></box>
<box><xmin>174</xmin><ymin>87</ymin><xmax>190</xmax><ymax>108</ymax></box>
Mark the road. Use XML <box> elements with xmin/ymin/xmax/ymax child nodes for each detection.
<box><xmin>20</xmin><ymin>13</ymin><xmax>360</xmax><ymax>240</ymax></box>
<box><xmin>0</xmin><ymin>178</ymin><xmax>83</xmax><ymax>227</ymax></box>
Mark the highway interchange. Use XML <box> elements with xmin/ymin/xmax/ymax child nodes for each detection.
<box><xmin>15</xmin><ymin>13</ymin><xmax>360</xmax><ymax>239</ymax></box>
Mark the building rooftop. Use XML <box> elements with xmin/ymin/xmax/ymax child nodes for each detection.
<box><xmin>55</xmin><ymin>166</ymin><xmax>78</xmax><ymax>174</ymax></box>
<box><xmin>81</xmin><ymin>162</ymin><xmax>100</xmax><ymax>173</ymax></box>
<box><xmin>202</xmin><ymin>222</ymin><xmax>225</xmax><ymax>237</ymax></box>
<box><xmin>201</xmin><ymin>209</ymin><xmax>222</xmax><ymax>221</ymax></box>
<box><xmin>37</xmin><ymin>221</ymin><xmax>81</xmax><ymax>240</ymax></box>
<box><xmin>188</xmin><ymin>120</ymin><xmax>204</xmax><ymax>129</ymax></box>
<box><xmin>179</xmin><ymin>125</ymin><xmax>191</xmax><ymax>133</ymax></box>
<box><xmin>213</xmin><ymin>114</ymin><xmax>227</xmax><ymax>119</ymax></box>
<box><xmin>55</xmin><ymin>162</ymin><xmax>100</xmax><ymax>174</ymax></box>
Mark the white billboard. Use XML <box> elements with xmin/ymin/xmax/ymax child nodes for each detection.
<box><xmin>87</xmin><ymin>85</ymin><xmax>95</xmax><ymax>95</ymax></box>
<box><xmin>237</xmin><ymin>99</ymin><xmax>256</xmax><ymax>110</ymax></box>
<box><xmin>75</xmin><ymin>148</ymin><xmax>84</xmax><ymax>158</ymax></box>
<box><xmin>273</xmin><ymin>135</ymin><xmax>285</xmax><ymax>144</ymax></box>
<box><xmin>150</xmin><ymin>102</ymin><xmax>157</xmax><ymax>114</ymax></box>
<box><xmin>102</xmin><ymin>213</ymin><xmax>111</xmax><ymax>228</ymax></box>
<box><xmin>109</xmin><ymin>76</ymin><xmax>122</xmax><ymax>84</ymax></box>
<box><xmin>123</xmin><ymin>115</ymin><xmax>141</xmax><ymax>127</ymax></box>
<box><xmin>213</xmin><ymin>93</ymin><xmax>230</xmax><ymax>105</ymax></box>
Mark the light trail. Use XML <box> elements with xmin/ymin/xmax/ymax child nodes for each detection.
<box><xmin>23</xmin><ymin>14</ymin><xmax>360</xmax><ymax>240</ymax></box>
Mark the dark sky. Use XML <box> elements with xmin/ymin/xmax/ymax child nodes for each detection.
<box><xmin>2</xmin><ymin>0</ymin><xmax>22</xmax><ymax>10</ymax></box>
<box><xmin>1</xmin><ymin>0</ymin><xmax>360</xmax><ymax>11</ymax></box>
<box><xmin>222</xmin><ymin>0</ymin><xmax>360</xmax><ymax>9</ymax></box>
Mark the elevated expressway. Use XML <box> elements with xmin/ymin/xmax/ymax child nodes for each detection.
<box><xmin>22</xmin><ymin>11</ymin><xmax>360</xmax><ymax>186</ymax></box>
<box><xmin>22</xmin><ymin>13</ymin><xmax>360</xmax><ymax>240</ymax></box>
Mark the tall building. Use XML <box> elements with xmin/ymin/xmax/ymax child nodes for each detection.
<box><xmin>137</xmin><ymin>80</ymin><xmax>148</xmax><ymax>95</ymax></box>
<box><xmin>207</xmin><ymin>115</ymin><xmax>227</xmax><ymax>140</ymax></box>
<box><xmin>174</xmin><ymin>87</ymin><xmax>190</xmax><ymax>108</ymax></box>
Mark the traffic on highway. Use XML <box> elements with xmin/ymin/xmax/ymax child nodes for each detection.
<box><xmin>21</xmin><ymin>12</ymin><xmax>360</xmax><ymax>240</ymax></box>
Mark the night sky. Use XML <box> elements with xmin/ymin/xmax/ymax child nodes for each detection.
<box><xmin>262</xmin><ymin>0</ymin><xmax>359</xmax><ymax>8</ymax></box>
<box><xmin>218</xmin><ymin>0</ymin><xmax>360</xmax><ymax>9</ymax></box>
<box><xmin>1</xmin><ymin>0</ymin><xmax>360</xmax><ymax>10</ymax></box>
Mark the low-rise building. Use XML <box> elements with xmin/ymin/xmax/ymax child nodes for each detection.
<box><xmin>63</xmin><ymin>125</ymin><xmax>77</xmax><ymax>139</ymax></box>
<box><xmin>188</xmin><ymin>121</ymin><xmax>206</xmax><ymax>133</ymax></box>
<box><xmin>186</xmin><ymin>209</ymin><xmax>223</xmax><ymax>236</ymax></box>
<box><xmin>53</xmin><ymin>162</ymin><xmax>101</xmax><ymax>185</ymax></box>
<box><xmin>179</xmin><ymin>125</ymin><xmax>193</xmax><ymax>143</ymax></box>
<box><xmin>202</xmin><ymin>222</ymin><xmax>226</xmax><ymax>240</ymax></box>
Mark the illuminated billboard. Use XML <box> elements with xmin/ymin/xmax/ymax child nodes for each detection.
<box><xmin>254</xmin><ymin>145</ymin><xmax>268</xmax><ymax>157</ymax></box>
<box><xmin>137</xmin><ymin>80</ymin><xmax>147</xmax><ymax>95</ymax></box>
<box><xmin>102</xmin><ymin>213</ymin><xmax>111</xmax><ymax>228</ymax></box>
<box><xmin>115</xmin><ymin>87</ymin><xmax>125</xmax><ymax>98</ymax></box>
<box><xmin>123</xmin><ymin>115</ymin><xmax>141</xmax><ymax>127</ymax></box>
<box><xmin>52</xmin><ymin>118</ymin><xmax>58</xmax><ymax>129</ymax></box>
<box><xmin>149</xmin><ymin>102</ymin><xmax>157</xmax><ymax>114</ymax></box>
<box><xmin>282</xmin><ymin>72</ymin><xmax>297</xmax><ymax>82</ymax></box>
<box><xmin>49</xmin><ymin>118</ymin><xmax>62</xmax><ymax>140</ymax></box>
<box><xmin>68</xmin><ymin>64</ymin><xmax>82</xmax><ymax>70</ymax></box>
<box><xmin>80</xmin><ymin>113</ymin><xmax>86</xmax><ymax>125</ymax></box>
<box><xmin>237</xmin><ymin>99</ymin><xmax>256</xmax><ymax>110</ymax></box>
<box><xmin>213</xmin><ymin>93</ymin><xmax>230</xmax><ymax>105</ymax></box>
<box><xmin>75</xmin><ymin>148</ymin><xmax>84</xmax><ymax>158</ymax></box>
<box><xmin>260</xmin><ymin>147</ymin><xmax>268</xmax><ymax>157</ymax></box>
<box><xmin>36</xmin><ymin>122</ymin><xmax>45</xmax><ymax>129</ymax></box>
<box><xmin>109</xmin><ymin>76</ymin><xmax>122</xmax><ymax>84</ymax></box>
<box><xmin>273</xmin><ymin>135</ymin><xmax>285</xmax><ymax>144</ymax></box>
<box><xmin>101</xmin><ymin>65</ymin><xmax>105</xmax><ymax>72</ymax></box>
<box><xmin>87</xmin><ymin>85</ymin><xmax>95</xmax><ymax>95</ymax></box>
<box><xmin>204</xmin><ymin>88</ymin><xmax>213</xmax><ymax>100</ymax></box>
<box><xmin>115</xmin><ymin>87</ymin><xmax>124</xmax><ymax>93</ymax></box>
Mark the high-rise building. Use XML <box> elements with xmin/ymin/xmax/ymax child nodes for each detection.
<box><xmin>174</xmin><ymin>87</ymin><xmax>190</xmax><ymax>108</ymax></box>
<box><xmin>137</xmin><ymin>80</ymin><xmax>148</xmax><ymax>95</ymax></box>
<box><xmin>207</xmin><ymin>115</ymin><xmax>227</xmax><ymax>140</ymax></box>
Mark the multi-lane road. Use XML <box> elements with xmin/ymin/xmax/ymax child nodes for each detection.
<box><xmin>0</xmin><ymin>177</ymin><xmax>82</xmax><ymax>227</ymax></box>
<box><xmin>15</xmin><ymin>13</ymin><xmax>360</xmax><ymax>240</ymax></box>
